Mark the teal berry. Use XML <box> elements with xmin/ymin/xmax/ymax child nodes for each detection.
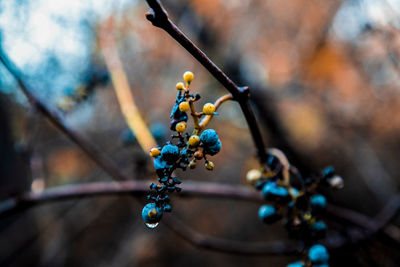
<box><xmin>311</xmin><ymin>194</ymin><xmax>327</xmax><ymax>214</ymax></box>
<box><xmin>308</xmin><ymin>244</ymin><xmax>329</xmax><ymax>264</ymax></box>
<box><xmin>286</xmin><ymin>261</ymin><xmax>304</xmax><ymax>267</ymax></box>
<box><xmin>262</xmin><ymin>182</ymin><xmax>290</xmax><ymax>202</ymax></box>
<box><xmin>142</xmin><ymin>203</ymin><xmax>163</xmax><ymax>224</ymax></box>
<box><xmin>322</xmin><ymin>166</ymin><xmax>335</xmax><ymax>178</ymax></box>
<box><xmin>258</xmin><ymin>204</ymin><xmax>281</xmax><ymax>223</ymax></box>
<box><xmin>161</xmin><ymin>144</ymin><xmax>180</xmax><ymax>163</ymax></box>
<box><xmin>310</xmin><ymin>221</ymin><xmax>327</xmax><ymax>239</ymax></box>
<box><xmin>200</xmin><ymin>129</ymin><xmax>221</xmax><ymax>155</ymax></box>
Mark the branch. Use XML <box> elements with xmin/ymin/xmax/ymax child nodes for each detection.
<box><xmin>145</xmin><ymin>0</ymin><xmax>268</xmax><ymax>162</ymax></box>
<box><xmin>1</xmin><ymin>179</ymin><xmax>399</xmax><ymax>255</ymax></box>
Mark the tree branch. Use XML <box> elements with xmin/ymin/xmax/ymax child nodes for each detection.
<box><xmin>145</xmin><ymin>0</ymin><xmax>268</xmax><ymax>162</ymax></box>
<box><xmin>1</xmin><ymin>179</ymin><xmax>399</xmax><ymax>255</ymax></box>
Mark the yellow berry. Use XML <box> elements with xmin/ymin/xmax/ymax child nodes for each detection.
<box><xmin>188</xmin><ymin>135</ymin><xmax>200</xmax><ymax>147</ymax></box>
<box><xmin>189</xmin><ymin>160</ymin><xmax>197</xmax><ymax>169</ymax></box>
<box><xmin>205</xmin><ymin>161</ymin><xmax>214</xmax><ymax>171</ymax></box>
<box><xmin>203</xmin><ymin>103</ymin><xmax>215</xmax><ymax>115</ymax></box>
<box><xmin>176</xmin><ymin>82</ymin><xmax>185</xmax><ymax>90</ymax></box>
<box><xmin>179</xmin><ymin>101</ymin><xmax>190</xmax><ymax>112</ymax></box>
<box><xmin>149</xmin><ymin>148</ymin><xmax>161</xmax><ymax>157</ymax></box>
<box><xmin>246</xmin><ymin>169</ymin><xmax>262</xmax><ymax>184</ymax></box>
<box><xmin>194</xmin><ymin>150</ymin><xmax>203</xmax><ymax>159</ymax></box>
<box><xmin>183</xmin><ymin>71</ymin><xmax>194</xmax><ymax>84</ymax></box>
<box><xmin>175</xmin><ymin>121</ymin><xmax>187</xmax><ymax>133</ymax></box>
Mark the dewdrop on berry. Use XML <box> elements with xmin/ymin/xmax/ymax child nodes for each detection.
<box><xmin>183</xmin><ymin>71</ymin><xmax>194</xmax><ymax>84</ymax></box>
<box><xmin>203</xmin><ymin>103</ymin><xmax>215</xmax><ymax>115</ymax></box>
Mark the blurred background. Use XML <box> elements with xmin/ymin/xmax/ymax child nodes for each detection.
<box><xmin>1</xmin><ymin>0</ymin><xmax>400</xmax><ymax>266</ymax></box>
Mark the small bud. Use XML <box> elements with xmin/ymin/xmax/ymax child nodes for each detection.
<box><xmin>205</xmin><ymin>161</ymin><xmax>214</xmax><ymax>171</ymax></box>
<box><xmin>203</xmin><ymin>103</ymin><xmax>216</xmax><ymax>115</ymax></box>
<box><xmin>188</xmin><ymin>135</ymin><xmax>200</xmax><ymax>147</ymax></box>
<box><xmin>328</xmin><ymin>175</ymin><xmax>344</xmax><ymax>189</ymax></box>
<box><xmin>194</xmin><ymin>150</ymin><xmax>203</xmax><ymax>159</ymax></box>
<box><xmin>246</xmin><ymin>169</ymin><xmax>262</xmax><ymax>184</ymax></box>
<box><xmin>175</xmin><ymin>121</ymin><xmax>187</xmax><ymax>133</ymax></box>
<box><xmin>179</xmin><ymin>101</ymin><xmax>190</xmax><ymax>112</ymax></box>
<box><xmin>176</xmin><ymin>82</ymin><xmax>185</xmax><ymax>90</ymax></box>
<box><xmin>183</xmin><ymin>71</ymin><xmax>194</xmax><ymax>84</ymax></box>
<box><xmin>149</xmin><ymin>148</ymin><xmax>161</xmax><ymax>157</ymax></box>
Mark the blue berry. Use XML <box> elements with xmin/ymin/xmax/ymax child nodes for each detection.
<box><xmin>322</xmin><ymin>166</ymin><xmax>335</xmax><ymax>178</ymax></box>
<box><xmin>142</xmin><ymin>203</ymin><xmax>163</xmax><ymax>224</ymax></box>
<box><xmin>308</xmin><ymin>244</ymin><xmax>329</xmax><ymax>264</ymax></box>
<box><xmin>311</xmin><ymin>194</ymin><xmax>327</xmax><ymax>214</ymax></box>
<box><xmin>200</xmin><ymin>129</ymin><xmax>222</xmax><ymax>156</ymax></box>
<box><xmin>258</xmin><ymin>204</ymin><xmax>281</xmax><ymax>223</ymax></box>
<box><xmin>150</xmin><ymin>122</ymin><xmax>168</xmax><ymax>144</ymax></box>
<box><xmin>286</xmin><ymin>261</ymin><xmax>304</xmax><ymax>267</ymax></box>
<box><xmin>262</xmin><ymin>182</ymin><xmax>290</xmax><ymax>202</ymax></box>
<box><xmin>161</xmin><ymin>144</ymin><xmax>180</xmax><ymax>163</ymax></box>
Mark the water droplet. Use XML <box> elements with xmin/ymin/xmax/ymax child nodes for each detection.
<box><xmin>145</xmin><ymin>222</ymin><xmax>159</xmax><ymax>229</ymax></box>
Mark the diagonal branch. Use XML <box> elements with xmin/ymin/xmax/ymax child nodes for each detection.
<box><xmin>145</xmin><ymin>0</ymin><xmax>268</xmax><ymax>162</ymax></box>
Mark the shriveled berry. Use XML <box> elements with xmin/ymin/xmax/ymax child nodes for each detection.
<box><xmin>203</xmin><ymin>103</ymin><xmax>215</xmax><ymax>115</ymax></box>
<box><xmin>161</xmin><ymin>144</ymin><xmax>180</xmax><ymax>163</ymax></box>
<box><xmin>188</xmin><ymin>135</ymin><xmax>200</xmax><ymax>147</ymax></box>
<box><xmin>179</xmin><ymin>101</ymin><xmax>190</xmax><ymax>112</ymax></box>
<box><xmin>176</xmin><ymin>82</ymin><xmax>185</xmax><ymax>90</ymax></box>
<box><xmin>149</xmin><ymin>148</ymin><xmax>161</xmax><ymax>157</ymax></box>
<box><xmin>142</xmin><ymin>203</ymin><xmax>163</xmax><ymax>224</ymax></box>
<box><xmin>205</xmin><ymin>161</ymin><xmax>214</xmax><ymax>171</ymax></box>
<box><xmin>246</xmin><ymin>169</ymin><xmax>262</xmax><ymax>184</ymax></box>
<box><xmin>308</xmin><ymin>244</ymin><xmax>329</xmax><ymax>264</ymax></box>
<box><xmin>194</xmin><ymin>150</ymin><xmax>203</xmax><ymax>159</ymax></box>
<box><xmin>258</xmin><ymin>204</ymin><xmax>281</xmax><ymax>223</ymax></box>
<box><xmin>175</xmin><ymin>121</ymin><xmax>187</xmax><ymax>133</ymax></box>
<box><xmin>183</xmin><ymin>71</ymin><xmax>194</xmax><ymax>84</ymax></box>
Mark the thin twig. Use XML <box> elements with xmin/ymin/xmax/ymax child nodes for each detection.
<box><xmin>145</xmin><ymin>0</ymin><xmax>268</xmax><ymax>162</ymax></box>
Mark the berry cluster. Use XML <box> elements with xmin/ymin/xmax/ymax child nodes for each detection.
<box><xmin>246</xmin><ymin>150</ymin><xmax>343</xmax><ymax>266</ymax></box>
<box><xmin>142</xmin><ymin>71</ymin><xmax>222</xmax><ymax>228</ymax></box>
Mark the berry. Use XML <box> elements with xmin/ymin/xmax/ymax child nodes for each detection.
<box><xmin>142</xmin><ymin>203</ymin><xmax>163</xmax><ymax>224</ymax></box>
<box><xmin>189</xmin><ymin>160</ymin><xmax>197</xmax><ymax>169</ymax></box>
<box><xmin>200</xmin><ymin>129</ymin><xmax>221</xmax><ymax>156</ymax></box>
<box><xmin>308</xmin><ymin>244</ymin><xmax>329</xmax><ymax>264</ymax></box>
<box><xmin>183</xmin><ymin>71</ymin><xmax>194</xmax><ymax>84</ymax></box>
<box><xmin>175</xmin><ymin>121</ymin><xmax>187</xmax><ymax>133</ymax></box>
<box><xmin>258</xmin><ymin>204</ymin><xmax>281</xmax><ymax>223</ymax></box>
<box><xmin>203</xmin><ymin>103</ymin><xmax>216</xmax><ymax>115</ymax></box>
<box><xmin>176</xmin><ymin>82</ymin><xmax>185</xmax><ymax>90</ymax></box>
<box><xmin>205</xmin><ymin>161</ymin><xmax>214</xmax><ymax>171</ymax></box>
<box><xmin>150</xmin><ymin>148</ymin><xmax>161</xmax><ymax>157</ymax></box>
<box><xmin>194</xmin><ymin>150</ymin><xmax>203</xmax><ymax>159</ymax></box>
<box><xmin>286</xmin><ymin>261</ymin><xmax>305</xmax><ymax>267</ymax></box>
<box><xmin>161</xmin><ymin>144</ymin><xmax>180</xmax><ymax>163</ymax></box>
<box><xmin>246</xmin><ymin>169</ymin><xmax>262</xmax><ymax>184</ymax></box>
<box><xmin>179</xmin><ymin>101</ymin><xmax>190</xmax><ymax>112</ymax></box>
<box><xmin>322</xmin><ymin>166</ymin><xmax>335</xmax><ymax>178</ymax></box>
<box><xmin>310</xmin><ymin>194</ymin><xmax>327</xmax><ymax>214</ymax></box>
<box><xmin>328</xmin><ymin>175</ymin><xmax>344</xmax><ymax>189</ymax></box>
<box><xmin>310</xmin><ymin>221</ymin><xmax>327</xmax><ymax>239</ymax></box>
<box><xmin>262</xmin><ymin>182</ymin><xmax>290</xmax><ymax>203</ymax></box>
<box><xmin>188</xmin><ymin>135</ymin><xmax>200</xmax><ymax>147</ymax></box>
